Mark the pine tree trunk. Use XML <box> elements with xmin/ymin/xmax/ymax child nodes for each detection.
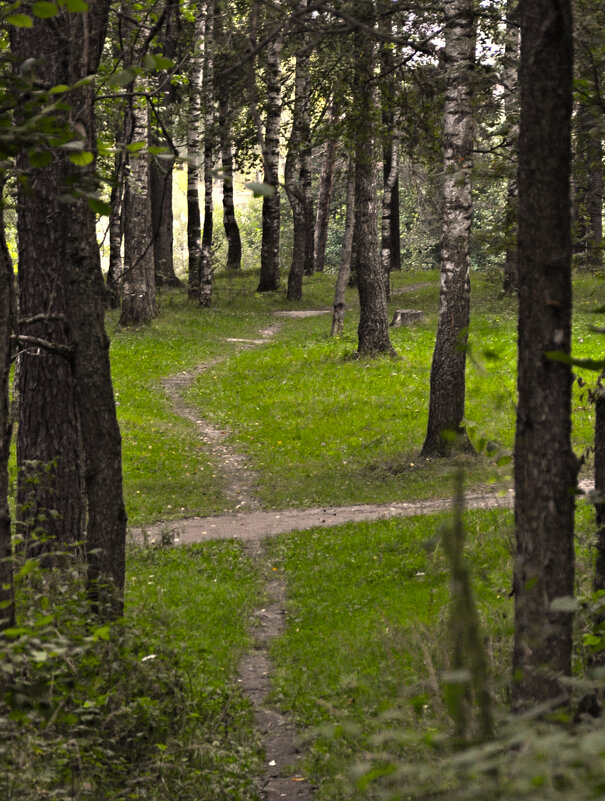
<box><xmin>421</xmin><ymin>0</ymin><xmax>475</xmax><ymax>456</ymax></box>
<box><xmin>219</xmin><ymin>99</ymin><xmax>242</xmax><ymax>270</ymax></box>
<box><xmin>257</xmin><ymin>33</ymin><xmax>283</xmax><ymax>293</ymax></box>
<box><xmin>503</xmin><ymin>0</ymin><xmax>520</xmax><ymax>294</ymax></box>
<box><xmin>0</xmin><ymin>180</ymin><xmax>14</xmax><ymax>628</ymax></box>
<box><xmin>331</xmin><ymin>158</ymin><xmax>355</xmax><ymax>336</ymax></box>
<box><xmin>150</xmin><ymin>152</ymin><xmax>178</xmax><ymax>287</ymax></box>
<box><xmin>313</xmin><ymin>102</ymin><xmax>339</xmax><ymax>273</ymax></box>
<box><xmin>187</xmin><ymin>10</ymin><xmax>204</xmax><ymax>298</ymax></box>
<box><xmin>352</xmin><ymin>0</ymin><xmax>394</xmax><ymax>356</ymax></box>
<box><xmin>573</xmin><ymin>103</ymin><xmax>603</xmax><ymax>268</ymax></box>
<box><xmin>199</xmin><ymin>0</ymin><xmax>215</xmax><ymax>308</ymax></box>
<box><xmin>513</xmin><ymin>0</ymin><xmax>576</xmax><ymax>706</ymax></box>
<box><xmin>595</xmin><ymin>376</ymin><xmax>605</xmax><ymax>595</ymax></box>
<box><xmin>120</xmin><ymin>93</ymin><xmax>156</xmax><ymax>325</ymax></box>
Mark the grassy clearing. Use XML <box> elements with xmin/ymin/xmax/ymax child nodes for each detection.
<box><xmin>265</xmin><ymin>505</ymin><xmax>515</xmax><ymax>800</ymax></box>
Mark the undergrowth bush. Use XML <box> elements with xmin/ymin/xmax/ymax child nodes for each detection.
<box><xmin>0</xmin><ymin>548</ymin><xmax>261</xmax><ymax>800</ymax></box>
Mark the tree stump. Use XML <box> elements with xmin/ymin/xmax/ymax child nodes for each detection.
<box><xmin>390</xmin><ymin>309</ymin><xmax>425</xmax><ymax>327</ymax></box>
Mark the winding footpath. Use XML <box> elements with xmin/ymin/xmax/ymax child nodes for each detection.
<box><xmin>142</xmin><ymin>310</ymin><xmax>592</xmax><ymax>801</ymax></box>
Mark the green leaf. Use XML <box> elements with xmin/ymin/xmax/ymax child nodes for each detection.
<box><xmin>65</xmin><ymin>0</ymin><xmax>88</xmax><ymax>10</ymax></box>
<box><xmin>49</xmin><ymin>84</ymin><xmax>70</xmax><ymax>94</ymax></box>
<box><xmin>6</xmin><ymin>13</ymin><xmax>33</xmax><ymax>26</ymax></box>
<box><xmin>152</xmin><ymin>54</ymin><xmax>174</xmax><ymax>70</ymax></box>
<box><xmin>28</xmin><ymin>149</ymin><xmax>52</xmax><ymax>167</ymax></box>
<box><xmin>147</xmin><ymin>145</ymin><xmax>169</xmax><ymax>155</ymax></box>
<box><xmin>32</xmin><ymin>2</ymin><xmax>59</xmax><ymax>18</ymax></box>
<box><xmin>245</xmin><ymin>181</ymin><xmax>275</xmax><ymax>198</ymax></box>
<box><xmin>108</xmin><ymin>67</ymin><xmax>138</xmax><ymax>87</ymax></box>
<box><xmin>69</xmin><ymin>150</ymin><xmax>94</xmax><ymax>166</ymax></box>
<box><xmin>87</xmin><ymin>196</ymin><xmax>111</xmax><ymax>216</ymax></box>
<box><xmin>93</xmin><ymin>624</ymin><xmax>111</xmax><ymax>641</ymax></box>
<box><xmin>545</xmin><ymin>350</ymin><xmax>605</xmax><ymax>372</ymax></box>
<box><xmin>126</xmin><ymin>140</ymin><xmax>146</xmax><ymax>153</ymax></box>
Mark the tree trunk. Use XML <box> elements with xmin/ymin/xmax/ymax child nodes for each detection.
<box><xmin>106</xmin><ymin>148</ymin><xmax>124</xmax><ymax>308</ymax></box>
<box><xmin>0</xmin><ymin>179</ymin><xmax>15</xmax><ymax>628</ymax></box>
<box><xmin>150</xmin><ymin>152</ymin><xmax>178</xmax><ymax>287</ymax></box>
<box><xmin>352</xmin><ymin>0</ymin><xmax>394</xmax><ymax>357</ymax></box>
<box><xmin>573</xmin><ymin>102</ymin><xmax>603</xmax><ymax>268</ymax></box>
<box><xmin>257</xmin><ymin>33</ymin><xmax>283</xmax><ymax>293</ymax></box>
<box><xmin>331</xmin><ymin>158</ymin><xmax>355</xmax><ymax>336</ymax></box>
<box><xmin>187</xmin><ymin>9</ymin><xmax>204</xmax><ymax>299</ymax></box>
<box><xmin>286</xmin><ymin>2</ymin><xmax>311</xmax><ymax>301</ymax></box>
<box><xmin>313</xmin><ymin>100</ymin><xmax>339</xmax><ymax>274</ymax></box>
<box><xmin>219</xmin><ymin>99</ymin><xmax>242</xmax><ymax>270</ymax></box>
<box><xmin>421</xmin><ymin>0</ymin><xmax>475</xmax><ymax>456</ymax></box>
<box><xmin>513</xmin><ymin>0</ymin><xmax>576</xmax><ymax>707</ymax></box>
<box><xmin>120</xmin><ymin>93</ymin><xmax>156</xmax><ymax>325</ymax></box>
<box><xmin>595</xmin><ymin>376</ymin><xmax>605</xmax><ymax>596</ymax></box>
<box><xmin>11</xmin><ymin>3</ymin><xmax>126</xmax><ymax>608</ymax></box>
<box><xmin>381</xmin><ymin>111</ymin><xmax>400</xmax><ymax>300</ymax></box>
<box><xmin>503</xmin><ymin>0</ymin><xmax>520</xmax><ymax>294</ymax></box>
<box><xmin>199</xmin><ymin>0</ymin><xmax>215</xmax><ymax>308</ymax></box>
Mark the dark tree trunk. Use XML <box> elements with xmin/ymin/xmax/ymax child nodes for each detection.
<box><xmin>313</xmin><ymin>101</ymin><xmax>339</xmax><ymax>274</ymax></box>
<box><xmin>106</xmin><ymin>148</ymin><xmax>124</xmax><ymax>308</ymax></box>
<box><xmin>11</xmin><ymin>2</ymin><xmax>126</xmax><ymax>606</ymax></box>
<box><xmin>199</xmin><ymin>0</ymin><xmax>215</xmax><ymax>308</ymax></box>
<box><xmin>120</xmin><ymin>94</ymin><xmax>156</xmax><ymax>325</ymax></box>
<box><xmin>390</xmin><ymin>178</ymin><xmax>401</xmax><ymax>273</ymax></box>
<box><xmin>421</xmin><ymin>0</ymin><xmax>475</xmax><ymax>456</ymax></box>
<box><xmin>513</xmin><ymin>0</ymin><xmax>576</xmax><ymax>706</ymax></box>
<box><xmin>352</xmin><ymin>0</ymin><xmax>394</xmax><ymax>356</ymax></box>
<box><xmin>286</xmin><ymin>2</ymin><xmax>311</xmax><ymax>301</ymax></box>
<box><xmin>0</xmin><ymin>180</ymin><xmax>15</xmax><ymax>628</ymax></box>
<box><xmin>150</xmin><ymin>153</ymin><xmax>179</xmax><ymax>287</ymax></box>
<box><xmin>331</xmin><ymin>158</ymin><xmax>355</xmax><ymax>336</ymax></box>
<box><xmin>595</xmin><ymin>376</ymin><xmax>605</xmax><ymax>595</ymax></box>
<box><xmin>573</xmin><ymin>102</ymin><xmax>603</xmax><ymax>268</ymax></box>
<box><xmin>187</xmin><ymin>9</ymin><xmax>204</xmax><ymax>299</ymax></box>
<box><xmin>257</xmin><ymin>33</ymin><xmax>282</xmax><ymax>293</ymax></box>
<box><xmin>219</xmin><ymin>99</ymin><xmax>242</xmax><ymax>270</ymax></box>
<box><xmin>381</xmin><ymin>111</ymin><xmax>400</xmax><ymax>301</ymax></box>
<box><xmin>503</xmin><ymin>0</ymin><xmax>520</xmax><ymax>294</ymax></box>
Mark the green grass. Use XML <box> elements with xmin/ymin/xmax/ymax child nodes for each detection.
<box><xmin>265</xmin><ymin>507</ymin><xmax>515</xmax><ymax>800</ymax></box>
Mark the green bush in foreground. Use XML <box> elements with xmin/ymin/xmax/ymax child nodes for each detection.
<box><xmin>0</xmin><ymin>545</ymin><xmax>262</xmax><ymax>800</ymax></box>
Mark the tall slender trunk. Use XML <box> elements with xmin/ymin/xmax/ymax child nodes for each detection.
<box><xmin>313</xmin><ymin>100</ymin><xmax>339</xmax><ymax>273</ymax></box>
<box><xmin>352</xmin><ymin>0</ymin><xmax>394</xmax><ymax>356</ymax></box>
<box><xmin>503</xmin><ymin>0</ymin><xmax>520</xmax><ymax>294</ymax></box>
<box><xmin>286</xmin><ymin>1</ymin><xmax>311</xmax><ymax>301</ymax></box>
<box><xmin>595</xmin><ymin>376</ymin><xmax>605</xmax><ymax>595</ymax></box>
<box><xmin>421</xmin><ymin>0</ymin><xmax>475</xmax><ymax>456</ymax></box>
<box><xmin>219</xmin><ymin>98</ymin><xmax>242</xmax><ymax>270</ymax></box>
<box><xmin>331</xmin><ymin>158</ymin><xmax>355</xmax><ymax>336</ymax></box>
<box><xmin>573</xmin><ymin>102</ymin><xmax>603</xmax><ymax>268</ymax></box>
<box><xmin>257</xmin><ymin>32</ymin><xmax>283</xmax><ymax>292</ymax></box>
<box><xmin>120</xmin><ymin>92</ymin><xmax>156</xmax><ymax>325</ymax></box>
<box><xmin>513</xmin><ymin>0</ymin><xmax>576</xmax><ymax>706</ymax></box>
<box><xmin>150</xmin><ymin>152</ymin><xmax>178</xmax><ymax>287</ymax></box>
<box><xmin>187</xmin><ymin>8</ymin><xmax>204</xmax><ymax>299</ymax></box>
<box><xmin>0</xmin><ymin>179</ymin><xmax>15</xmax><ymax>628</ymax></box>
<box><xmin>381</xmin><ymin>110</ymin><xmax>400</xmax><ymax>300</ymax></box>
<box><xmin>106</xmin><ymin>147</ymin><xmax>124</xmax><ymax>308</ymax></box>
<box><xmin>199</xmin><ymin>0</ymin><xmax>215</xmax><ymax>307</ymax></box>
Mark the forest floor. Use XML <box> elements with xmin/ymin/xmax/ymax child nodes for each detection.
<box><xmin>136</xmin><ymin>305</ymin><xmax>594</xmax><ymax>801</ymax></box>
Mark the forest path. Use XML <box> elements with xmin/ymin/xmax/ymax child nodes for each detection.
<box><xmin>153</xmin><ymin>306</ymin><xmax>592</xmax><ymax>801</ymax></box>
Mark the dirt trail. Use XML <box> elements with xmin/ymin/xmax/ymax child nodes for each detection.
<box><xmin>151</xmin><ymin>312</ymin><xmax>593</xmax><ymax>801</ymax></box>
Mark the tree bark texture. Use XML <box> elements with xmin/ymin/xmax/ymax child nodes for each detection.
<box><xmin>573</xmin><ymin>102</ymin><xmax>603</xmax><ymax>268</ymax></box>
<box><xmin>120</xmin><ymin>93</ymin><xmax>156</xmax><ymax>325</ymax></box>
<box><xmin>219</xmin><ymin>98</ymin><xmax>242</xmax><ymax>270</ymax></box>
<box><xmin>513</xmin><ymin>0</ymin><xmax>576</xmax><ymax>706</ymax></box>
<box><xmin>381</xmin><ymin>110</ymin><xmax>401</xmax><ymax>300</ymax></box>
<box><xmin>200</xmin><ymin>0</ymin><xmax>215</xmax><ymax>308</ymax></box>
<box><xmin>257</xmin><ymin>33</ymin><xmax>283</xmax><ymax>292</ymax></box>
<box><xmin>595</xmin><ymin>377</ymin><xmax>605</xmax><ymax>595</ymax></box>
<box><xmin>352</xmin><ymin>0</ymin><xmax>394</xmax><ymax>357</ymax></box>
<box><xmin>11</xmin><ymin>1</ymin><xmax>127</xmax><ymax>604</ymax></box>
<box><xmin>150</xmin><ymin>153</ymin><xmax>178</xmax><ymax>287</ymax></box>
<box><xmin>187</xmin><ymin>9</ymin><xmax>204</xmax><ymax>299</ymax></box>
<box><xmin>331</xmin><ymin>158</ymin><xmax>356</xmax><ymax>336</ymax></box>
<box><xmin>313</xmin><ymin>131</ymin><xmax>338</xmax><ymax>274</ymax></box>
<box><xmin>286</xmin><ymin>2</ymin><xmax>312</xmax><ymax>301</ymax></box>
<box><xmin>106</xmin><ymin>146</ymin><xmax>124</xmax><ymax>308</ymax></box>
<box><xmin>502</xmin><ymin>0</ymin><xmax>520</xmax><ymax>294</ymax></box>
<box><xmin>0</xmin><ymin>182</ymin><xmax>15</xmax><ymax>628</ymax></box>
<box><xmin>421</xmin><ymin>0</ymin><xmax>475</xmax><ymax>456</ymax></box>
